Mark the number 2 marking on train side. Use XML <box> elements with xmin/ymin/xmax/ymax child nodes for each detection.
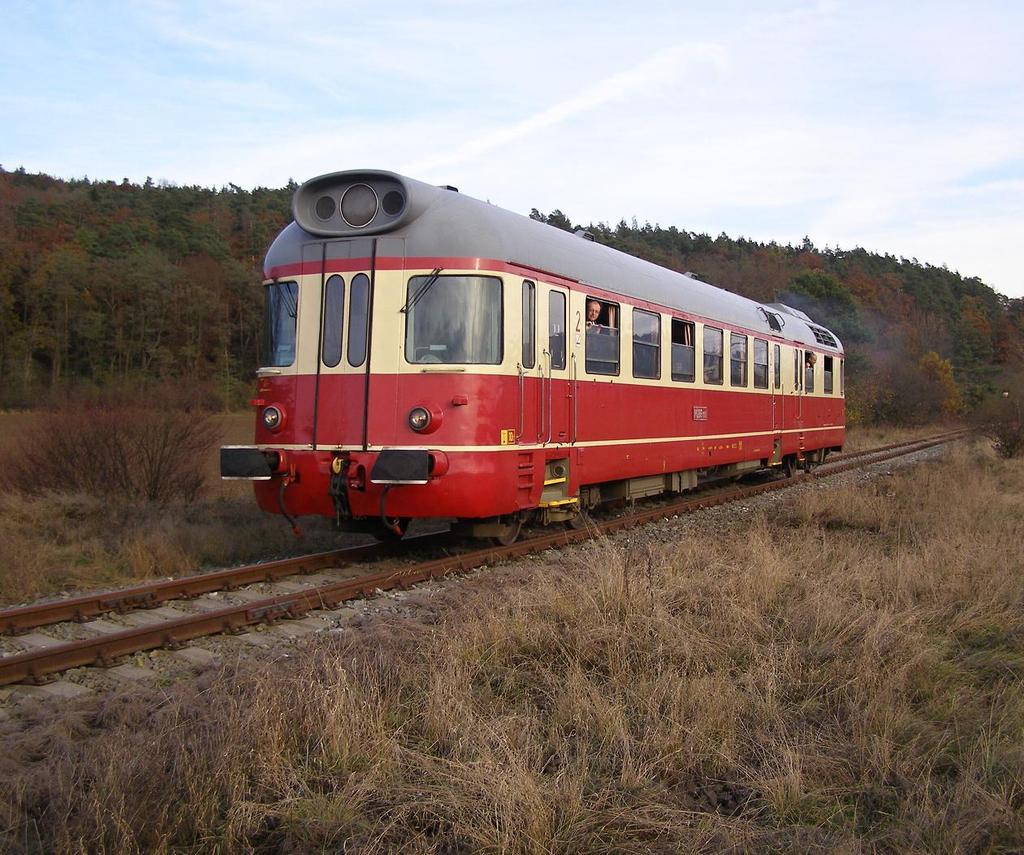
<box><xmin>575</xmin><ymin>311</ymin><xmax>581</xmax><ymax>332</ymax></box>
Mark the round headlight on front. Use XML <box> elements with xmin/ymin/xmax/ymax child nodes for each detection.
<box><xmin>262</xmin><ymin>406</ymin><xmax>283</xmax><ymax>431</ymax></box>
<box><xmin>408</xmin><ymin>407</ymin><xmax>431</xmax><ymax>432</ymax></box>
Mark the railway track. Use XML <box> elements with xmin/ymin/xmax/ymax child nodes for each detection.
<box><xmin>0</xmin><ymin>429</ymin><xmax>968</xmax><ymax>688</ymax></box>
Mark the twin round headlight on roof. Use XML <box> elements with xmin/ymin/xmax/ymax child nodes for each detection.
<box><xmin>314</xmin><ymin>183</ymin><xmax>406</xmax><ymax>228</ymax></box>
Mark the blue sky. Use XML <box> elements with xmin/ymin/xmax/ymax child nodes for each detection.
<box><xmin>3</xmin><ymin>1</ymin><xmax>1022</xmax><ymax>297</ymax></box>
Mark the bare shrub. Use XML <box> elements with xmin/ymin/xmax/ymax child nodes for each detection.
<box><xmin>973</xmin><ymin>390</ymin><xmax>1024</xmax><ymax>458</ymax></box>
<box><xmin>3</xmin><ymin>393</ymin><xmax>218</xmax><ymax>503</ymax></box>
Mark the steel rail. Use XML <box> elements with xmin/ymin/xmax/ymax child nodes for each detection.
<box><xmin>0</xmin><ymin>538</ymin><xmax>429</xmax><ymax>636</ymax></box>
<box><xmin>0</xmin><ymin>430</ymin><xmax>966</xmax><ymax>687</ymax></box>
<box><xmin>826</xmin><ymin>428</ymin><xmax>968</xmax><ymax>464</ymax></box>
<box><xmin>1</xmin><ymin>430</ymin><xmax>964</xmax><ymax>637</ymax></box>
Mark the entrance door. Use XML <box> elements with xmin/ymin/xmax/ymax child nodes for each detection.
<box><xmin>770</xmin><ymin>342</ymin><xmax>779</xmax><ymax>430</ymax></box>
<box><xmin>770</xmin><ymin>342</ymin><xmax>783</xmax><ymax>463</ymax></box>
<box><xmin>543</xmin><ymin>287</ymin><xmax>572</xmax><ymax>446</ymax></box>
<box><xmin>312</xmin><ymin>238</ymin><xmax>375</xmax><ymax>449</ymax></box>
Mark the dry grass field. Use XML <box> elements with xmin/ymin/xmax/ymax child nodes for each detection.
<box><xmin>0</xmin><ymin>410</ymin><xmax>346</xmax><ymax>605</ymax></box>
<box><xmin>2</xmin><ymin>441</ymin><xmax>1022</xmax><ymax>852</ymax></box>
<box><xmin>838</xmin><ymin>423</ymin><xmax>945</xmax><ymax>454</ymax></box>
<box><xmin>0</xmin><ymin>414</ymin><xmax>950</xmax><ymax>606</ymax></box>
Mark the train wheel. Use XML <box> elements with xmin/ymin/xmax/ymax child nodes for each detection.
<box><xmin>491</xmin><ymin>517</ymin><xmax>522</xmax><ymax>547</ymax></box>
<box><xmin>782</xmin><ymin>455</ymin><xmax>797</xmax><ymax>479</ymax></box>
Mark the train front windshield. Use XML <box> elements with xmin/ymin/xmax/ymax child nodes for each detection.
<box><xmin>262</xmin><ymin>281</ymin><xmax>298</xmax><ymax>367</ymax></box>
<box><xmin>405</xmin><ymin>275</ymin><xmax>503</xmax><ymax>364</ymax></box>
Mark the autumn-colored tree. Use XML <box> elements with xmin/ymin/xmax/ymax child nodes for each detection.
<box><xmin>918</xmin><ymin>350</ymin><xmax>963</xmax><ymax>417</ymax></box>
<box><xmin>0</xmin><ymin>167</ymin><xmax>1018</xmax><ymax>420</ymax></box>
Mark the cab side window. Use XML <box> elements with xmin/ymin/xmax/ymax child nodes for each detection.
<box><xmin>549</xmin><ymin>290</ymin><xmax>566</xmax><ymax>370</ymax></box>
<box><xmin>522</xmin><ymin>280</ymin><xmax>535</xmax><ymax>369</ymax></box>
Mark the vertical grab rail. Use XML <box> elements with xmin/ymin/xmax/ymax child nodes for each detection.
<box><xmin>570</xmin><ymin>352</ymin><xmax>578</xmax><ymax>444</ymax></box>
<box><xmin>544</xmin><ymin>350</ymin><xmax>554</xmax><ymax>444</ymax></box>
<box><xmin>515</xmin><ymin>362</ymin><xmax>525</xmax><ymax>441</ymax></box>
<box><xmin>794</xmin><ymin>350</ymin><xmax>802</xmax><ymax>423</ymax></box>
<box><xmin>539</xmin><ymin>349</ymin><xmax>549</xmax><ymax>443</ymax></box>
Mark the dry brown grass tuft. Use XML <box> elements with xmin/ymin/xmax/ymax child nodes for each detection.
<box><xmin>0</xmin><ymin>410</ymin><xmax>347</xmax><ymax>604</ymax></box>
<box><xmin>3</xmin><ymin>441</ymin><xmax>1023</xmax><ymax>852</ymax></box>
<box><xmin>0</xmin><ymin>490</ymin><xmax>349</xmax><ymax>604</ymax></box>
<box><xmin>840</xmin><ymin>423</ymin><xmax>955</xmax><ymax>454</ymax></box>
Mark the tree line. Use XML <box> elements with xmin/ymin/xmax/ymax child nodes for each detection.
<box><xmin>0</xmin><ymin>166</ymin><xmax>1018</xmax><ymax>421</ymax></box>
<box><xmin>534</xmin><ymin>210</ymin><xmax>1021</xmax><ymax>422</ymax></box>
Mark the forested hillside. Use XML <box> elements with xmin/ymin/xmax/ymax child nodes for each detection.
<box><xmin>1</xmin><ymin>166</ymin><xmax>1019</xmax><ymax>421</ymax></box>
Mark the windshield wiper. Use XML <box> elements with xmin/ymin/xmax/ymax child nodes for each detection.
<box><xmin>401</xmin><ymin>267</ymin><xmax>443</xmax><ymax>314</ymax></box>
<box><xmin>282</xmin><ymin>283</ymin><xmax>298</xmax><ymax>319</ymax></box>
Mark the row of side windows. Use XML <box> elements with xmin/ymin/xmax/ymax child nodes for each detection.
<box><xmin>584</xmin><ymin>295</ymin><xmax>841</xmax><ymax>394</ymax></box>
<box><xmin>311</xmin><ymin>275</ymin><xmax>843</xmax><ymax>398</ymax></box>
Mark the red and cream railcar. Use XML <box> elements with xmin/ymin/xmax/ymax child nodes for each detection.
<box><xmin>221</xmin><ymin>170</ymin><xmax>845</xmax><ymax>541</ymax></box>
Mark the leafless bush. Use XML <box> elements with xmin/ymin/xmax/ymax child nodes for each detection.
<box><xmin>972</xmin><ymin>389</ymin><xmax>1024</xmax><ymax>458</ymax></box>
<box><xmin>3</xmin><ymin>394</ymin><xmax>218</xmax><ymax>503</ymax></box>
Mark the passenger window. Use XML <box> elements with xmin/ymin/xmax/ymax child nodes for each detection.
<box><xmin>753</xmin><ymin>338</ymin><xmax>768</xmax><ymax>389</ymax></box>
<box><xmin>793</xmin><ymin>348</ymin><xmax>801</xmax><ymax>391</ymax></box>
<box><xmin>840</xmin><ymin>359</ymin><xmax>844</xmax><ymax>396</ymax></box>
<box><xmin>730</xmin><ymin>333</ymin><xmax>747</xmax><ymax>387</ymax></box>
<box><xmin>824</xmin><ymin>355</ymin><xmax>834</xmax><ymax>394</ymax></box>
<box><xmin>586</xmin><ymin>297</ymin><xmax>619</xmax><ymax>375</ymax></box>
<box><xmin>773</xmin><ymin>343</ymin><xmax>781</xmax><ymax>389</ymax></box>
<box><xmin>671</xmin><ymin>318</ymin><xmax>695</xmax><ymax>382</ymax></box>
<box><xmin>321</xmin><ymin>275</ymin><xmax>345</xmax><ymax>368</ymax></box>
<box><xmin>548</xmin><ymin>290</ymin><xmax>566</xmax><ymax>370</ymax></box>
<box><xmin>632</xmin><ymin>308</ymin><xmax>660</xmax><ymax>379</ymax></box>
<box><xmin>703</xmin><ymin>326</ymin><xmax>723</xmax><ymax>384</ymax></box>
<box><xmin>522</xmin><ymin>280</ymin><xmax>535</xmax><ymax>369</ymax></box>
<box><xmin>348</xmin><ymin>273</ymin><xmax>370</xmax><ymax>367</ymax></box>
<box><xmin>805</xmin><ymin>351</ymin><xmax>816</xmax><ymax>393</ymax></box>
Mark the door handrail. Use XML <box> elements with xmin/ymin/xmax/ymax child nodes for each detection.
<box><xmin>515</xmin><ymin>362</ymin><xmax>525</xmax><ymax>441</ymax></box>
<box><xmin>570</xmin><ymin>352</ymin><xmax>578</xmax><ymax>444</ymax></box>
<box><xmin>542</xmin><ymin>349</ymin><xmax>553</xmax><ymax>444</ymax></box>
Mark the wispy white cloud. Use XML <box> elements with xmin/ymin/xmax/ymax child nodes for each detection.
<box><xmin>2</xmin><ymin>0</ymin><xmax>1022</xmax><ymax>296</ymax></box>
<box><xmin>402</xmin><ymin>42</ymin><xmax>728</xmax><ymax>175</ymax></box>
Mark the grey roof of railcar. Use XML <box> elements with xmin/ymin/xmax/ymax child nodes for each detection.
<box><xmin>266</xmin><ymin>170</ymin><xmax>843</xmax><ymax>353</ymax></box>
